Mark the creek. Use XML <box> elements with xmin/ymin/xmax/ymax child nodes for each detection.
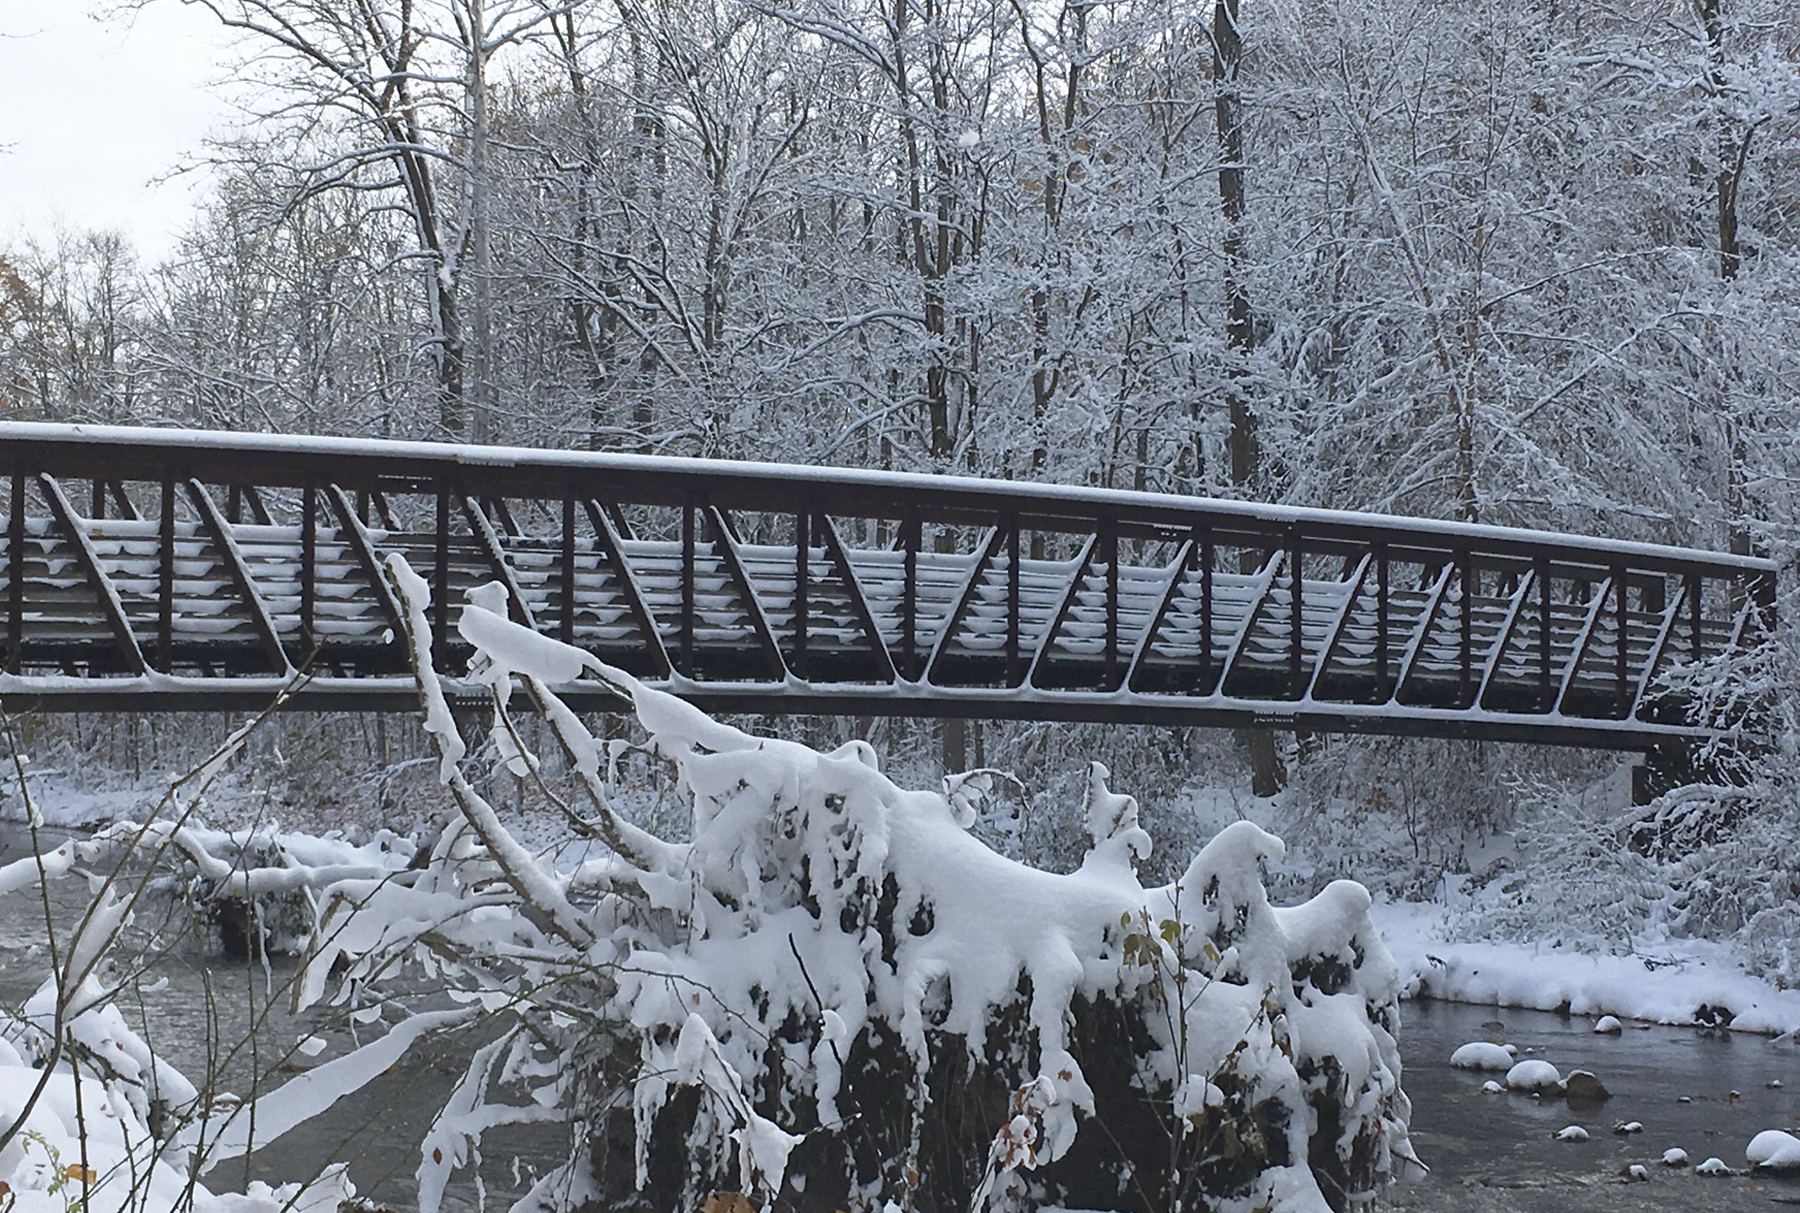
<box><xmin>2</xmin><ymin>828</ymin><xmax>1798</xmax><ymax>1212</ymax></box>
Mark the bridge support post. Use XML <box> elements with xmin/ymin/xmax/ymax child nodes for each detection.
<box><xmin>1632</xmin><ymin>743</ymin><xmax>1699</xmax><ymax>805</ymax></box>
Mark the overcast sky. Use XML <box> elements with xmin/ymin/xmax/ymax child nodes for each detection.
<box><xmin>0</xmin><ymin>0</ymin><xmax>232</xmax><ymax>262</ymax></box>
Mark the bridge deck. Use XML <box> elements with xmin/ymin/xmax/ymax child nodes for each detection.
<box><xmin>0</xmin><ymin>424</ymin><xmax>1775</xmax><ymax>750</ymax></box>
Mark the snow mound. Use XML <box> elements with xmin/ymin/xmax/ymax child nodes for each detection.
<box><xmin>1504</xmin><ymin>1059</ymin><xmax>1561</xmax><ymax>1092</ymax></box>
<box><xmin>1449</xmin><ymin>1041</ymin><xmax>1513</xmax><ymax>1070</ymax></box>
<box><xmin>1748</xmin><ymin>1130</ymin><xmax>1800</xmax><ymax>1170</ymax></box>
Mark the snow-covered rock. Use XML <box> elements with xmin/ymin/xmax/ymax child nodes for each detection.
<box><xmin>1695</xmin><ymin>1157</ymin><xmax>1730</xmax><ymax>1175</ymax></box>
<box><xmin>1747</xmin><ymin>1130</ymin><xmax>1800</xmax><ymax>1170</ymax></box>
<box><xmin>1504</xmin><ymin>1058</ymin><xmax>1561</xmax><ymax>1092</ymax></box>
<box><xmin>1593</xmin><ymin>1015</ymin><xmax>1623</xmax><ymax>1034</ymax></box>
<box><xmin>1663</xmin><ymin>1147</ymin><xmax>1689</xmax><ymax>1167</ymax></box>
<box><xmin>1450</xmin><ymin>1041</ymin><xmax>1513</xmax><ymax>1070</ymax></box>
<box><xmin>1554</xmin><ymin>1125</ymin><xmax>1589</xmax><ymax>1141</ymax></box>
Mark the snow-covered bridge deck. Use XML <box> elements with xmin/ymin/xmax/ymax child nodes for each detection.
<box><xmin>0</xmin><ymin>423</ymin><xmax>1775</xmax><ymax>750</ymax></box>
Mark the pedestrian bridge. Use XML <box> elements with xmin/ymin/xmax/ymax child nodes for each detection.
<box><xmin>0</xmin><ymin>423</ymin><xmax>1775</xmax><ymax>751</ymax></box>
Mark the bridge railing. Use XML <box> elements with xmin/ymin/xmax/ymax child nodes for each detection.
<box><xmin>0</xmin><ymin>423</ymin><xmax>1776</xmax><ymax>749</ymax></box>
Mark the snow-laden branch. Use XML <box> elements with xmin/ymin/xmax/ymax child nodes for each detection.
<box><xmin>342</xmin><ymin>561</ymin><xmax>1419</xmax><ymax>1212</ymax></box>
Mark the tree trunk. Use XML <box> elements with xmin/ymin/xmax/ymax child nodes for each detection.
<box><xmin>1214</xmin><ymin>0</ymin><xmax>1282</xmax><ymax>796</ymax></box>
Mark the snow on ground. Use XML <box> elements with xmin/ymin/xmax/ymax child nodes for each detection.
<box><xmin>9</xmin><ymin>724</ymin><xmax>1800</xmax><ymax>1045</ymax></box>
<box><xmin>12</xmin><ymin>768</ymin><xmax>1800</xmax><ymax>1040</ymax></box>
<box><xmin>1375</xmin><ymin>897</ymin><xmax>1800</xmax><ymax>1035</ymax></box>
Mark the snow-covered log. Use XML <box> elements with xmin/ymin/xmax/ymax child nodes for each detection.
<box><xmin>357</xmin><ymin>566</ymin><xmax>1420</xmax><ymax>1213</ymax></box>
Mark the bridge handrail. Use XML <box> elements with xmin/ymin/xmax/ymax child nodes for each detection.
<box><xmin>0</xmin><ymin>422</ymin><xmax>1774</xmax><ymax>579</ymax></box>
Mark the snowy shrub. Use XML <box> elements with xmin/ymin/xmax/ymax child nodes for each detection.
<box><xmin>1450</xmin><ymin>763</ymin><xmax>1800</xmax><ymax>986</ymax></box>
<box><xmin>278</xmin><ymin>562</ymin><xmax>1421</xmax><ymax>1213</ymax></box>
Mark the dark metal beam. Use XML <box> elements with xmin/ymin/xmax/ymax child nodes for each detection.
<box><xmin>37</xmin><ymin>474</ymin><xmax>146</xmax><ymax>675</ymax></box>
<box><xmin>322</xmin><ymin>484</ymin><xmax>408</xmax><ymax>648</ymax></box>
<box><xmin>703</xmin><ymin>506</ymin><xmax>787</xmax><ymax>681</ymax></box>
<box><xmin>0</xmin><ymin>423</ymin><xmax>1774</xmax><ymax>753</ymax></box>
<box><xmin>814</xmin><ymin>512</ymin><xmax>897</xmax><ymax>683</ymax></box>
<box><xmin>184</xmin><ymin>479</ymin><xmax>289</xmax><ymax>673</ymax></box>
<box><xmin>582</xmin><ymin>499</ymin><xmax>670</xmax><ymax>678</ymax></box>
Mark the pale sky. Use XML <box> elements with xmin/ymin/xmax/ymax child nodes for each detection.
<box><xmin>0</xmin><ymin>0</ymin><xmax>233</xmax><ymax>262</ymax></box>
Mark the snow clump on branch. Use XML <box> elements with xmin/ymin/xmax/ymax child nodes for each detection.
<box><xmin>352</xmin><ymin>562</ymin><xmax>1422</xmax><ymax>1213</ymax></box>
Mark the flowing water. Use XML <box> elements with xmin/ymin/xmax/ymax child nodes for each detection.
<box><xmin>1389</xmin><ymin>998</ymin><xmax>1800</xmax><ymax>1210</ymax></box>
<box><xmin>0</xmin><ymin>828</ymin><xmax>569</xmax><ymax>1211</ymax></box>
<box><xmin>3</xmin><ymin>826</ymin><xmax>1799</xmax><ymax>1211</ymax></box>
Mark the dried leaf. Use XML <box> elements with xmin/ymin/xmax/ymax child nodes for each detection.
<box><xmin>700</xmin><ymin>1193</ymin><xmax>754</xmax><ymax>1213</ymax></box>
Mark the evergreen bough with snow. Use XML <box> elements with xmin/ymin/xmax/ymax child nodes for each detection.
<box><xmin>334</xmin><ymin>561</ymin><xmax>1419</xmax><ymax>1213</ymax></box>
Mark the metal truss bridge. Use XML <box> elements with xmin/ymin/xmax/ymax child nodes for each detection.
<box><xmin>0</xmin><ymin>423</ymin><xmax>1776</xmax><ymax>751</ymax></box>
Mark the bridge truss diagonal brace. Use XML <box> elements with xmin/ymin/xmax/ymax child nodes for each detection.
<box><xmin>7</xmin><ymin>469</ymin><xmax>24</xmax><ymax>674</ymax></box>
<box><xmin>1305</xmin><ymin>552</ymin><xmax>1374</xmax><ymax>701</ymax></box>
<box><xmin>464</xmin><ymin>496</ymin><xmax>537</xmax><ymax>629</ymax></box>
<box><xmin>37</xmin><ymin>474</ymin><xmax>147</xmax><ymax>676</ymax></box>
<box><xmin>1473</xmin><ymin>568</ymin><xmax>1539</xmax><ymax>712</ymax></box>
<box><xmin>703</xmin><ymin>506</ymin><xmax>788</xmax><ymax>682</ymax></box>
<box><xmin>322</xmin><ymin>484</ymin><xmax>408</xmax><ymax>647</ymax></box>
<box><xmin>925</xmin><ymin>522</ymin><xmax>1012</xmax><ymax>687</ymax></box>
<box><xmin>1392</xmin><ymin>562</ymin><xmax>1457</xmax><ymax>705</ymax></box>
<box><xmin>583</xmin><ymin>500</ymin><xmax>671</xmax><ymax>679</ymax></box>
<box><xmin>1025</xmin><ymin>532</ymin><xmax>1100</xmax><ymax>690</ymax></box>
<box><xmin>1633</xmin><ymin>575</ymin><xmax>1691</xmax><ymax>718</ymax></box>
<box><xmin>1125</xmin><ymin>535</ymin><xmax>1198</xmax><ymax>694</ymax></box>
<box><xmin>1553</xmin><ymin>574</ymin><xmax>1616</xmax><ymax>716</ymax></box>
<box><xmin>813</xmin><ymin>512</ymin><xmax>898</xmax><ymax>684</ymax></box>
<box><xmin>184</xmin><ymin>479</ymin><xmax>290</xmax><ymax>674</ymax></box>
<box><xmin>1214</xmin><ymin>549</ymin><xmax>1286</xmax><ymax>693</ymax></box>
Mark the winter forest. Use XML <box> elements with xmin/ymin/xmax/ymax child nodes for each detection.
<box><xmin>3</xmin><ymin>0</ymin><xmax>1800</xmax><ymax>1210</ymax></box>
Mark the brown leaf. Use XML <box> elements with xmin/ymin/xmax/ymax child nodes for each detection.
<box><xmin>700</xmin><ymin>1193</ymin><xmax>755</xmax><ymax>1213</ymax></box>
<box><xmin>431</xmin><ymin>1148</ymin><xmax>443</xmax><ymax>1165</ymax></box>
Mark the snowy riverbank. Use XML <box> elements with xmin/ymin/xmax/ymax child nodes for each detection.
<box><xmin>1375</xmin><ymin>898</ymin><xmax>1800</xmax><ymax>1037</ymax></box>
<box><xmin>8</xmin><ymin>759</ymin><xmax>1800</xmax><ymax>1040</ymax></box>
